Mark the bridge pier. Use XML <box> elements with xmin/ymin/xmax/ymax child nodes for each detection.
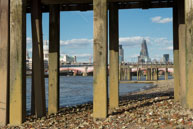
<box><xmin>177</xmin><ymin>0</ymin><xmax>186</xmax><ymax>108</ymax></box>
<box><xmin>185</xmin><ymin>0</ymin><xmax>193</xmax><ymax>109</ymax></box>
<box><xmin>146</xmin><ymin>68</ymin><xmax>151</xmax><ymax>81</ymax></box>
<box><xmin>137</xmin><ymin>67</ymin><xmax>140</xmax><ymax>80</ymax></box>
<box><xmin>48</xmin><ymin>5</ymin><xmax>60</xmax><ymax>115</ymax></box>
<box><xmin>109</xmin><ymin>3</ymin><xmax>119</xmax><ymax>109</ymax></box>
<box><xmin>165</xmin><ymin>67</ymin><xmax>168</xmax><ymax>80</ymax></box>
<box><xmin>31</xmin><ymin>0</ymin><xmax>46</xmax><ymax>118</ymax></box>
<box><xmin>120</xmin><ymin>67</ymin><xmax>124</xmax><ymax>80</ymax></box>
<box><xmin>9</xmin><ymin>0</ymin><xmax>26</xmax><ymax>125</ymax></box>
<box><xmin>153</xmin><ymin>68</ymin><xmax>159</xmax><ymax>81</ymax></box>
<box><xmin>173</xmin><ymin>0</ymin><xmax>180</xmax><ymax>102</ymax></box>
<box><xmin>173</xmin><ymin>0</ymin><xmax>185</xmax><ymax>103</ymax></box>
<box><xmin>127</xmin><ymin>67</ymin><xmax>132</xmax><ymax>81</ymax></box>
<box><xmin>179</xmin><ymin>24</ymin><xmax>186</xmax><ymax>107</ymax></box>
<box><xmin>73</xmin><ymin>71</ymin><xmax>77</xmax><ymax>76</ymax></box>
<box><xmin>82</xmin><ymin>67</ymin><xmax>88</xmax><ymax>76</ymax></box>
<box><xmin>0</xmin><ymin>0</ymin><xmax>9</xmax><ymax>125</ymax></box>
<box><xmin>93</xmin><ymin>0</ymin><xmax>108</xmax><ymax>118</ymax></box>
<box><xmin>124</xmin><ymin>67</ymin><xmax>127</xmax><ymax>80</ymax></box>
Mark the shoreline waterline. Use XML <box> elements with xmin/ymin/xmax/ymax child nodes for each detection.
<box><xmin>26</xmin><ymin>76</ymin><xmax>161</xmax><ymax>113</ymax></box>
<box><xmin>3</xmin><ymin>79</ymin><xmax>193</xmax><ymax>128</ymax></box>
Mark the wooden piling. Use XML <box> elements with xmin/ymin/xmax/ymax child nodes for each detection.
<box><xmin>93</xmin><ymin>0</ymin><xmax>108</xmax><ymax>118</ymax></box>
<box><xmin>173</xmin><ymin>0</ymin><xmax>180</xmax><ymax>102</ymax></box>
<box><xmin>31</xmin><ymin>0</ymin><xmax>46</xmax><ymax>117</ymax></box>
<box><xmin>0</xmin><ymin>0</ymin><xmax>9</xmax><ymax>125</ymax></box>
<box><xmin>48</xmin><ymin>5</ymin><xmax>60</xmax><ymax>115</ymax></box>
<box><xmin>179</xmin><ymin>24</ymin><xmax>186</xmax><ymax>107</ymax></box>
<box><xmin>109</xmin><ymin>3</ymin><xmax>119</xmax><ymax>109</ymax></box>
<box><xmin>185</xmin><ymin>0</ymin><xmax>193</xmax><ymax>108</ymax></box>
<box><xmin>9</xmin><ymin>0</ymin><xmax>26</xmax><ymax>125</ymax></box>
<box><xmin>177</xmin><ymin>0</ymin><xmax>185</xmax><ymax>107</ymax></box>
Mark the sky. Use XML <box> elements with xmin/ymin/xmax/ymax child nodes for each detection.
<box><xmin>26</xmin><ymin>8</ymin><xmax>173</xmax><ymax>63</ymax></box>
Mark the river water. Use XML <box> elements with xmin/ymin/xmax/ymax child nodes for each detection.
<box><xmin>26</xmin><ymin>76</ymin><xmax>172</xmax><ymax>112</ymax></box>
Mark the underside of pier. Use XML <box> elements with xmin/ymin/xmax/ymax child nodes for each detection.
<box><xmin>26</xmin><ymin>0</ymin><xmax>173</xmax><ymax>12</ymax></box>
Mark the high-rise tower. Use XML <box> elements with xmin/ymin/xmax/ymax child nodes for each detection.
<box><xmin>138</xmin><ymin>39</ymin><xmax>151</xmax><ymax>63</ymax></box>
<box><xmin>119</xmin><ymin>45</ymin><xmax>124</xmax><ymax>63</ymax></box>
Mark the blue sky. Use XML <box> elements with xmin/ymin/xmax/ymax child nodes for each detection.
<box><xmin>27</xmin><ymin>8</ymin><xmax>173</xmax><ymax>62</ymax></box>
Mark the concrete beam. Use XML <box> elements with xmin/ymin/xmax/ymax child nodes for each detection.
<box><xmin>31</xmin><ymin>0</ymin><xmax>46</xmax><ymax>118</ymax></box>
<box><xmin>93</xmin><ymin>0</ymin><xmax>108</xmax><ymax>118</ymax></box>
<box><xmin>48</xmin><ymin>5</ymin><xmax>60</xmax><ymax>115</ymax></box>
<box><xmin>0</xmin><ymin>0</ymin><xmax>9</xmax><ymax>126</ymax></box>
<box><xmin>109</xmin><ymin>3</ymin><xmax>119</xmax><ymax>109</ymax></box>
<box><xmin>9</xmin><ymin>0</ymin><xmax>26</xmax><ymax>125</ymax></box>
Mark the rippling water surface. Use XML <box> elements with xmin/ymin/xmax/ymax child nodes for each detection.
<box><xmin>26</xmin><ymin>76</ymin><xmax>172</xmax><ymax>112</ymax></box>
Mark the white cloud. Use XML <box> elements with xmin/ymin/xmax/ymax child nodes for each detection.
<box><xmin>27</xmin><ymin>48</ymin><xmax>32</xmax><ymax>52</ymax></box>
<box><xmin>72</xmin><ymin>53</ymin><xmax>92</xmax><ymax>58</ymax></box>
<box><xmin>165</xmin><ymin>46</ymin><xmax>173</xmax><ymax>50</ymax></box>
<box><xmin>119</xmin><ymin>36</ymin><xmax>172</xmax><ymax>47</ymax></box>
<box><xmin>119</xmin><ymin>36</ymin><xmax>150</xmax><ymax>46</ymax></box>
<box><xmin>27</xmin><ymin>37</ymin><xmax>32</xmax><ymax>44</ymax></box>
<box><xmin>152</xmin><ymin>37</ymin><xmax>173</xmax><ymax>45</ymax></box>
<box><xmin>151</xmin><ymin>16</ymin><xmax>172</xmax><ymax>24</ymax></box>
<box><xmin>60</xmin><ymin>38</ymin><xmax>93</xmax><ymax>47</ymax></box>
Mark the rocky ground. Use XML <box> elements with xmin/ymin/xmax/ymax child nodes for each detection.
<box><xmin>2</xmin><ymin>79</ymin><xmax>193</xmax><ymax>129</ymax></box>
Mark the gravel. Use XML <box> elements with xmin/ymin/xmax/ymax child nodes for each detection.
<box><xmin>1</xmin><ymin>79</ymin><xmax>193</xmax><ymax>129</ymax></box>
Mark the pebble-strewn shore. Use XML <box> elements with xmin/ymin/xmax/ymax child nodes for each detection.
<box><xmin>2</xmin><ymin>79</ymin><xmax>193</xmax><ymax>129</ymax></box>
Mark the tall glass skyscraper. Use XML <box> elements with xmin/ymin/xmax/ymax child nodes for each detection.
<box><xmin>119</xmin><ymin>45</ymin><xmax>124</xmax><ymax>63</ymax></box>
<box><xmin>138</xmin><ymin>39</ymin><xmax>151</xmax><ymax>63</ymax></box>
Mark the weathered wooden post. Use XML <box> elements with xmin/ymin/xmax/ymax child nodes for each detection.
<box><xmin>0</xmin><ymin>0</ymin><xmax>9</xmax><ymax>125</ymax></box>
<box><xmin>179</xmin><ymin>24</ymin><xmax>186</xmax><ymax>107</ymax></box>
<box><xmin>173</xmin><ymin>0</ymin><xmax>180</xmax><ymax>101</ymax></box>
<box><xmin>109</xmin><ymin>3</ymin><xmax>119</xmax><ymax>109</ymax></box>
<box><xmin>173</xmin><ymin>0</ymin><xmax>185</xmax><ymax>102</ymax></box>
<box><xmin>185</xmin><ymin>0</ymin><xmax>193</xmax><ymax>108</ymax></box>
<box><xmin>93</xmin><ymin>0</ymin><xmax>108</xmax><ymax>118</ymax></box>
<box><xmin>31</xmin><ymin>0</ymin><xmax>46</xmax><ymax>117</ymax></box>
<box><xmin>48</xmin><ymin>5</ymin><xmax>60</xmax><ymax>115</ymax></box>
<box><xmin>176</xmin><ymin>0</ymin><xmax>186</xmax><ymax>107</ymax></box>
<box><xmin>9</xmin><ymin>0</ymin><xmax>26</xmax><ymax>125</ymax></box>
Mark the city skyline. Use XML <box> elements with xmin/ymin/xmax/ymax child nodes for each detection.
<box><xmin>26</xmin><ymin>8</ymin><xmax>173</xmax><ymax>62</ymax></box>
